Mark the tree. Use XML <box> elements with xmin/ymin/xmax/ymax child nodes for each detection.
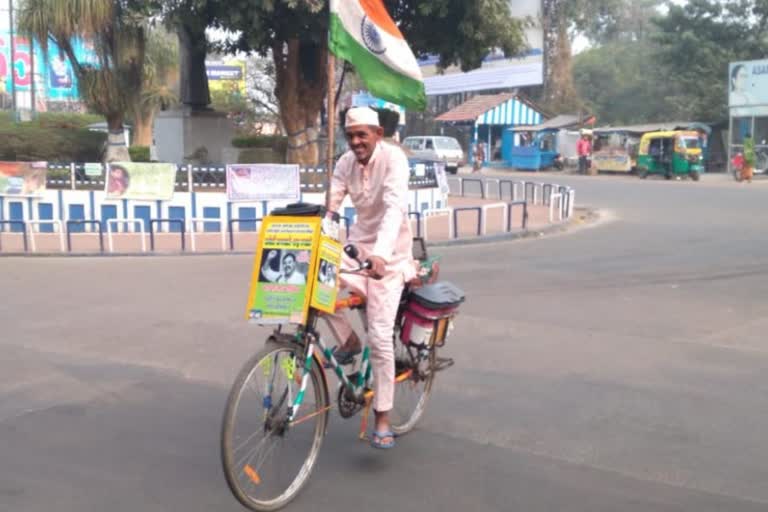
<box><xmin>132</xmin><ymin>28</ymin><xmax>178</xmax><ymax>147</ymax></box>
<box><xmin>570</xmin><ymin>0</ymin><xmax>663</xmax><ymax>45</ymax></box>
<box><xmin>653</xmin><ymin>0</ymin><xmax>768</xmax><ymax>121</ymax></box>
<box><xmin>17</xmin><ymin>0</ymin><xmax>154</xmax><ymax>161</ymax></box>
<box><xmin>574</xmin><ymin>41</ymin><xmax>675</xmax><ymax>125</ymax></box>
<box><xmin>541</xmin><ymin>0</ymin><xmax>623</xmax><ymax>112</ymax></box>
<box><xmin>571</xmin><ymin>0</ymin><xmax>671</xmax><ymax>125</ymax></box>
<box><xmin>542</xmin><ymin>0</ymin><xmax>579</xmax><ymax>112</ymax></box>
<box><xmin>210</xmin><ymin>0</ymin><xmax>527</xmax><ymax>165</ymax></box>
<box><xmin>541</xmin><ymin>0</ymin><xmax>665</xmax><ymax>114</ymax></box>
<box><xmin>243</xmin><ymin>55</ymin><xmax>282</xmax><ymax>132</ymax></box>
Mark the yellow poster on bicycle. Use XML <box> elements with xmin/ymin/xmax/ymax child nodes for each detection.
<box><xmin>310</xmin><ymin>237</ymin><xmax>343</xmax><ymax>314</ymax></box>
<box><xmin>246</xmin><ymin>216</ymin><xmax>322</xmax><ymax>324</ymax></box>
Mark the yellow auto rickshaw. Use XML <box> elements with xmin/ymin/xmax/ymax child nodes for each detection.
<box><xmin>636</xmin><ymin>131</ymin><xmax>704</xmax><ymax>181</ymax></box>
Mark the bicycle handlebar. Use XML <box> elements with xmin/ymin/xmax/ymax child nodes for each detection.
<box><xmin>341</xmin><ymin>244</ymin><xmax>382</xmax><ymax>279</ymax></box>
<box><xmin>340</xmin><ymin>260</ymin><xmax>372</xmax><ymax>275</ymax></box>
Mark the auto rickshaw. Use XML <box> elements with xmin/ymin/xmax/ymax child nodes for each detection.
<box><xmin>636</xmin><ymin>131</ymin><xmax>704</xmax><ymax>180</ymax></box>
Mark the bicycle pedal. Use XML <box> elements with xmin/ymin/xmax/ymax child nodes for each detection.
<box><xmin>433</xmin><ymin>357</ymin><xmax>455</xmax><ymax>372</ymax></box>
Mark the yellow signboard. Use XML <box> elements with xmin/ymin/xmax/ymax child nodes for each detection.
<box><xmin>310</xmin><ymin>237</ymin><xmax>343</xmax><ymax>315</ymax></box>
<box><xmin>206</xmin><ymin>59</ymin><xmax>246</xmax><ymax>95</ymax></box>
<box><xmin>246</xmin><ymin>216</ymin><xmax>322</xmax><ymax>325</ymax></box>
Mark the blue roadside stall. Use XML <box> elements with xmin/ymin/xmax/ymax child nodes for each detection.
<box><xmin>507</xmin><ymin>115</ymin><xmax>585</xmax><ymax>171</ymax></box>
<box><xmin>435</xmin><ymin>93</ymin><xmax>545</xmax><ymax>168</ymax></box>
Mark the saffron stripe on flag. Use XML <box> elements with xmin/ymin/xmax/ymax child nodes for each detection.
<box><xmin>330</xmin><ymin>14</ymin><xmax>426</xmax><ymax>111</ymax></box>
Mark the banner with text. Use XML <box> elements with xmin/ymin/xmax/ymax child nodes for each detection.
<box><xmin>226</xmin><ymin>164</ymin><xmax>301</xmax><ymax>202</ymax></box>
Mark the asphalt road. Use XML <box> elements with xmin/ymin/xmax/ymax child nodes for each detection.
<box><xmin>3</xmin><ymin>172</ymin><xmax>768</xmax><ymax>511</ymax></box>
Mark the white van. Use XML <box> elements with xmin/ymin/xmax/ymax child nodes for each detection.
<box><xmin>402</xmin><ymin>136</ymin><xmax>465</xmax><ymax>174</ymax></box>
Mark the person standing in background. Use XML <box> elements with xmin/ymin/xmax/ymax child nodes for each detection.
<box><xmin>742</xmin><ymin>134</ymin><xmax>755</xmax><ymax>183</ymax></box>
<box><xmin>577</xmin><ymin>132</ymin><xmax>592</xmax><ymax>175</ymax></box>
<box><xmin>473</xmin><ymin>142</ymin><xmax>485</xmax><ymax>173</ymax></box>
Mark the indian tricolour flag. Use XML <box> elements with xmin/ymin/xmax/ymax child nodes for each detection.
<box><xmin>330</xmin><ymin>0</ymin><xmax>427</xmax><ymax>111</ymax></box>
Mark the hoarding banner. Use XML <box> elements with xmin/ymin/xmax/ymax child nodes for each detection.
<box><xmin>226</xmin><ymin>164</ymin><xmax>301</xmax><ymax>202</ymax></box>
<box><xmin>0</xmin><ymin>161</ymin><xmax>47</xmax><ymax>197</ymax></box>
<box><xmin>105</xmin><ymin>162</ymin><xmax>177</xmax><ymax>201</ymax></box>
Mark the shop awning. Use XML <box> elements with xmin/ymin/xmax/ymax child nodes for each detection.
<box><xmin>436</xmin><ymin>93</ymin><xmax>545</xmax><ymax>127</ymax></box>
<box><xmin>511</xmin><ymin>114</ymin><xmax>583</xmax><ymax>132</ymax></box>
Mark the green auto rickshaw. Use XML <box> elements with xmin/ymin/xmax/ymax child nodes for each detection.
<box><xmin>636</xmin><ymin>130</ymin><xmax>704</xmax><ymax>181</ymax></box>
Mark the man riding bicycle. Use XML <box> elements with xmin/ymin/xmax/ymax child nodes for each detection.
<box><xmin>326</xmin><ymin>106</ymin><xmax>415</xmax><ymax>450</ymax></box>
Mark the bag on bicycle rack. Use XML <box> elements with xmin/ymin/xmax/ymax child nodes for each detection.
<box><xmin>400</xmin><ymin>282</ymin><xmax>465</xmax><ymax>349</ymax></box>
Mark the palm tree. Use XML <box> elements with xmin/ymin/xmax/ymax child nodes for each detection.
<box><xmin>17</xmin><ymin>0</ymin><xmax>148</xmax><ymax>161</ymax></box>
<box><xmin>132</xmin><ymin>28</ymin><xmax>179</xmax><ymax>148</ymax></box>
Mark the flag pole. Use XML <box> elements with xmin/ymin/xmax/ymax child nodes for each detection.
<box><xmin>325</xmin><ymin>53</ymin><xmax>336</xmax><ymax>210</ymax></box>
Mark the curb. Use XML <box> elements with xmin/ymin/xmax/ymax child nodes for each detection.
<box><xmin>426</xmin><ymin>207</ymin><xmax>599</xmax><ymax>248</ymax></box>
<box><xmin>0</xmin><ymin>208</ymin><xmax>600</xmax><ymax>258</ymax></box>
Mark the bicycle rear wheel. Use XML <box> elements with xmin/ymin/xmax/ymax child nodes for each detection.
<box><xmin>390</xmin><ymin>342</ymin><xmax>436</xmax><ymax>435</ymax></box>
<box><xmin>221</xmin><ymin>339</ymin><xmax>329</xmax><ymax>511</ymax></box>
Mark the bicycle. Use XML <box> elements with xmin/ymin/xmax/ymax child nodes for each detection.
<box><xmin>220</xmin><ymin>224</ymin><xmax>464</xmax><ymax>511</ymax></box>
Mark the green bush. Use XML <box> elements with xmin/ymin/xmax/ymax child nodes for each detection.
<box><xmin>0</xmin><ymin>112</ymin><xmax>106</xmax><ymax>162</ymax></box>
<box><xmin>231</xmin><ymin>135</ymin><xmax>281</xmax><ymax>148</ymax></box>
<box><xmin>129</xmin><ymin>146</ymin><xmax>151</xmax><ymax>162</ymax></box>
<box><xmin>237</xmin><ymin>148</ymin><xmax>285</xmax><ymax>164</ymax></box>
<box><xmin>232</xmin><ymin>135</ymin><xmax>289</xmax><ymax>162</ymax></box>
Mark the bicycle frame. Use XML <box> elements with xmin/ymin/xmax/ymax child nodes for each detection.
<box><xmin>257</xmin><ymin>240</ymin><xmax>448</xmax><ymax>432</ymax></box>
<box><xmin>273</xmin><ymin>305</ymin><xmax>373</xmax><ymax>426</ymax></box>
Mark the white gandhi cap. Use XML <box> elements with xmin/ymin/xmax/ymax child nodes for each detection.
<box><xmin>345</xmin><ymin>107</ymin><xmax>380</xmax><ymax>128</ymax></box>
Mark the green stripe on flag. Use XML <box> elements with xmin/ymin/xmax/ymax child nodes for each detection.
<box><xmin>330</xmin><ymin>14</ymin><xmax>426</xmax><ymax>111</ymax></box>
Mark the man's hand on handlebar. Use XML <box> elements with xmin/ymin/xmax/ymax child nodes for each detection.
<box><xmin>366</xmin><ymin>255</ymin><xmax>386</xmax><ymax>279</ymax></box>
<box><xmin>342</xmin><ymin>244</ymin><xmax>385</xmax><ymax>280</ymax></box>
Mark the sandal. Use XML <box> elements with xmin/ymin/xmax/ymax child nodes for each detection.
<box><xmin>370</xmin><ymin>431</ymin><xmax>396</xmax><ymax>450</ymax></box>
<box><xmin>323</xmin><ymin>345</ymin><xmax>362</xmax><ymax>368</ymax></box>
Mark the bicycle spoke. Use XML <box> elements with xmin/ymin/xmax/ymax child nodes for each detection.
<box><xmin>222</xmin><ymin>342</ymin><xmax>329</xmax><ymax>510</ymax></box>
<box><xmin>243</xmin><ymin>435</ymin><xmax>282</xmax><ymax>481</ymax></box>
<box><xmin>234</xmin><ymin>433</ymin><xmax>273</xmax><ymax>470</ymax></box>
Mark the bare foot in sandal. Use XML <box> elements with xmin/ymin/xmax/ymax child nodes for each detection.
<box><xmin>371</xmin><ymin>410</ymin><xmax>395</xmax><ymax>449</ymax></box>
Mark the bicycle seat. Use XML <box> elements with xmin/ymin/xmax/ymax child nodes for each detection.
<box><xmin>271</xmin><ymin>203</ymin><xmax>339</xmax><ymax>220</ymax></box>
<box><xmin>409</xmin><ymin>282</ymin><xmax>465</xmax><ymax>309</ymax></box>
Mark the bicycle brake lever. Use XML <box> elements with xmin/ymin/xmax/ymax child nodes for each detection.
<box><xmin>362</xmin><ymin>260</ymin><xmax>384</xmax><ymax>281</ymax></box>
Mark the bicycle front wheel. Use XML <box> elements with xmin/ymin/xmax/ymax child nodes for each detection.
<box><xmin>221</xmin><ymin>339</ymin><xmax>329</xmax><ymax>511</ymax></box>
<box><xmin>391</xmin><ymin>343</ymin><xmax>436</xmax><ymax>435</ymax></box>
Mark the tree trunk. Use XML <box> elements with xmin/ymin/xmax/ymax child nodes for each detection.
<box><xmin>273</xmin><ymin>39</ymin><xmax>328</xmax><ymax>166</ymax></box>
<box><xmin>104</xmin><ymin>114</ymin><xmax>131</xmax><ymax>162</ymax></box>
<box><xmin>542</xmin><ymin>1</ymin><xmax>580</xmax><ymax>113</ymax></box>
<box><xmin>132</xmin><ymin>109</ymin><xmax>155</xmax><ymax>147</ymax></box>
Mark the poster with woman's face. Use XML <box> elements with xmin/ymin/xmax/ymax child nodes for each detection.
<box><xmin>729</xmin><ymin>61</ymin><xmax>768</xmax><ymax>115</ymax></box>
<box><xmin>105</xmin><ymin>163</ymin><xmax>177</xmax><ymax>200</ymax></box>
